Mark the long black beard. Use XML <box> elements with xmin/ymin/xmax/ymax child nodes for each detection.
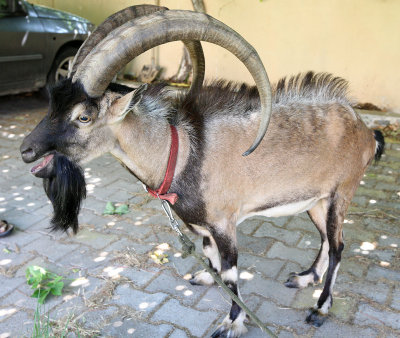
<box><xmin>42</xmin><ymin>154</ymin><xmax>86</xmax><ymax>234</ymax></box>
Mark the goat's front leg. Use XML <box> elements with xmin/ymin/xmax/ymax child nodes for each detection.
<box><xmin>190</xmin><ymin>235</ymin><xmax>221</xmax><ymax>286</ymax></box>
<box><xmin>210</xmin><ymin>226</ymin><xmax>248</xmax><ymax>338</ymax></box>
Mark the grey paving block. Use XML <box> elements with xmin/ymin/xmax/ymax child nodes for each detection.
<box><xmin>313</xmin><ymin>320</ymin><xmax>378</xmax><ymax>337</ymax></box>
<box><xmin>256</xmin><ymin>299</ymin><xmax>310</xmax><ymax>335</ymax></box>
<box><xmin>241</xmin><ymin>274</ymin><xmax>297</xmax><ymax>306</ymax></box>
<box><xmin>169</xmin><ymin>328</ymin><xmax>190</xmax><ymax>338</ymax></box>
<box><xmin>355</xmin><ymin>303</ymin><xmax>400</xmax><ymax>330</ymax></box>
<box><xmin>0</xmin><ymin>308</ymin><xmax>32</xmax><ymax>337</ymax></box>
<box><xmin>0</xmin><ymin>276</ymin><xmax>25</xmax><ymax>298</ymax></box>
<box><xmin>366</xmin><ymin>265</ymin><xmax>400</xmax><ymax>282</ymax></box>
<box><xmin>392</xmin><ymin>287</ymin><xmax>400</xmax><ymax>311</ymax></box>
<box><xmin>151</xmin><ymin>298</ymin><xmax>217</xmax><ymax>337</ymax></box>
<box><xmin>238</xmin><ymin>253</ymin><xmax>285</xmax><ymax>279</ymax></box>
<box><xmin>1</xmin><ymin>210</ymin><xmax>47</xmax><ymax>231</ymax></box>
<box><xmin>254</xmin><ymin>222</ymin><xmax>301</xmax><ymax>245</ymax></box>
<box><xmin>238</xmin><ymin>218</ymin><xmax>262</xmax><ymax>235</ymax></box>
<box><xmin>23</xmin><ymin>237</ymin><xmax>78</xmax><ymax>261</ymax></box>
<box><xmin>195</xmin><ymin>287</ymin><xmax>231</xmax><ymax>313</ymax></box>
<box><xmin>109</xmin><ymin>283</ymin><xmax>168</xmax><ymax>315</ymax></box>
<box><xmin>101</xmin><ymin>318</ymin><xmax>173</xmax><ymax>337</ymax></box>
<box><xmin>266</xmin><ymin>241</ymin><xmax>315</xmax><ymax>267</ymax></box>
<box><xmin>69</xmin><ymin>228</ymin><xmax>118</xmax><ymax>250</ymax></box>
<box><xmin>145</xmin><ymin>269</ymin><xmax>203</xmax><ymax>306</ymax></box>
<box><xmin>120</xmin><ymin>268</ymin><xmax>157</xmax><ymax>288</ymax></box>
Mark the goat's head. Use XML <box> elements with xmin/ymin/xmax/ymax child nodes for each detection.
<box><xmin>20</xmin><ymin>6</ymin><xmax>273</xmax><ymax>232</ymax></box>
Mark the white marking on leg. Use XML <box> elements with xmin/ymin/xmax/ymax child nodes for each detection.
<box><xmin>221</xmin><ymin>266</ymin><xmax>238</xmax><ymax>283</ymax></box>
<box><xmin>191</xmin><ymin>270</ymin><xmax>215</xmax><ymax>285</ymax></box>
<box><xmin>319</xmin><ymin>263</ymin><xmax>341</xmax><ymax>315</ymax></box>
<box><xmin>203</xmin><ymin>237</ymin><xmax>221</xmax><ymax>272</ymax></box>
<box><xmin>314</xmin><ymin>240</ymin><xmax>330</xmax><ymax>280</ymax></box>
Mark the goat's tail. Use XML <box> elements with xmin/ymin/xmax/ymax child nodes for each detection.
<box><xmin>373</xmin><ymin>130</ymin><xmax>385</xmax><ymax>162</ymax></box>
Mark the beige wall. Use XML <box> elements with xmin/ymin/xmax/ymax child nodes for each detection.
<box><xmin>32</xmin><ymin>0</ymin><xmax>400</xmax><ymax>113</ymax></box>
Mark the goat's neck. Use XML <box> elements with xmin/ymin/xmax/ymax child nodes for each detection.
<box><xmin>110</xmin><ymin>113</ymin><xmax>173</xmax><ymax>189</ymax></box>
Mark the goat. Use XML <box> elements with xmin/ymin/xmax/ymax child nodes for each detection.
<box><xmin>20</xmin><ymin>5</ymin><xmax>384</xmax><ymax>337</ymax></box>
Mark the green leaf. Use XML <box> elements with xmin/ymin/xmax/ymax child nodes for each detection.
<box><xmin>3</xmin><ymin>248</ymin><xmax>11</xmax><ymax>254</ymax></box>
<box><xmin>115</xmin><ymin>204</ymin><xmax>129</xmax><ymax>215</ymax></box>
<box><xmin>103</xmin><ymin>201</ymin><xmax>116</xmax><ymax>215</ymax></box>
<box><xmin>38</xmin><ymin>289</ymin><xmax>51</xmax><ymax>304</ymax></box>
<box><xmin>50</xmin><ymin>281</ymin><xmax>64</xmax><ymax>296</ymax></box>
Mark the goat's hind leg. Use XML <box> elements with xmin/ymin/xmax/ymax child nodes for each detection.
<box><xmin>285</xmin><ymin>199</ymin><xmax>330</xmax><ymax>289</ymax></box>
<box><xmin>306</xmin><ymin>195</ymin><xmax>346</xmax><ymax>327</ymax></box>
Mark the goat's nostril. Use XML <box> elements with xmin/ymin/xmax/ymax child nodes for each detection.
<box><xmin>21</xmin><ymin>147</ymin><xmax>36</xmax><ymax>163</ymax></box>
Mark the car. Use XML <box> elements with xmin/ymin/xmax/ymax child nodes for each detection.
<box><xmin>0</xmin><ymin>0</ymin><xmax>94</xmax><ymax>95</ymax></box>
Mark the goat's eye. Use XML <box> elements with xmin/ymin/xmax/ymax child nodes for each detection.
<box><xmin>78</xmin><ymin>115</ymin><xmax>91</xmax><ymax>123</ymax></box>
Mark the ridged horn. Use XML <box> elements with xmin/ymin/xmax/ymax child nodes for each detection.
<box><xmin>73</xmin><ymin>10</ymin><xmax>271</xmax><ymax>155</ymax></box>
<box><xmin>69</xmin><ymin>5</ymin><xmax>205</xmax><ymax>94</ymax></box>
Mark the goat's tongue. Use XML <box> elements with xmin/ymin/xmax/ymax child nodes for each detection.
<box><xmin>31</xmin><ymin>154</ymin><xmax>54</xmax><ymax>175</ymax></box>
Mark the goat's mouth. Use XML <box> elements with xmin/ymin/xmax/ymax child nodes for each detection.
<box><xmin>30</xmin><ymin>153</ymin><xmax>55</xmax><ymax>178</ymax></box>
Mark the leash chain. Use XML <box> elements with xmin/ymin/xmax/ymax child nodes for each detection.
<box><xmin>160</xmin><ymin>200</ymin><xmax>277</xmax><ymax>338</ymax></box>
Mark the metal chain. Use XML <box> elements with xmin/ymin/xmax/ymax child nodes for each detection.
<box><xmin>159</xmin><ymin>200</ymin><xmax>277</xmax><ymax>338</ymax></box>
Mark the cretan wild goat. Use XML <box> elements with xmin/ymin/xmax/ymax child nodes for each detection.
<box><xmin>20</xmin><ymin>5</ymin><xmax>384</xmax><ymax>337</ymax></box>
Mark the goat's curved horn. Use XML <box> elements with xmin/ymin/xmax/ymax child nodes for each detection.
<box><xmin>73</xmin><ymin>10</ymin><xmax>272</xmax><ymax>155</ymax></box>
<box><xmin>69</xmin><ymin>5</ymin><xmax>205</xmax><ymax>95</ymax></box>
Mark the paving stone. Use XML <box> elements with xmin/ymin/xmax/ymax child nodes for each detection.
<box><xmin>241</xmin><ymin>274</ymin><xmax>297</xmax><ymax>306</ymax></box>
<box><xmin>313</xmin><ymin>320</ymin><xmax>378</xmax><ymax>337</ymax></box>
<box><xmin>70</xmin><ymin>228</ymin><xmax>118</xmax><ymax>250</ymax></box>
<box><xmin>340</xmin><ymin>258</ymin><xmax>368</xmax><ymax>278</ymax></box>
<box><xmin>266</xmin><ymin>241</ymin><xmax>315</xmax><ymax>267</ymax></box>
<box><xmin>102</xmin><ymin>318</ymin><xmax>173</xmax><ymax>337</ymax></box>
<box><xmin>167</xmin><ymin>251</ymin><xmax>198</xmax><ymax>276</ymax></box>
<box><xmin>254</xmin><ymin>222</ymin><xmax>301</xmax><ymax>245</ymax></box>
<box><xmin>169</xmin><ymin>328</ymin><xmax>190</xmax><ymax>338</ymax></box>
<box><xmin>152</xmin><ymin>298</ymin><xmax>217</xmax><ymax>337</ymax></box>
<box><xmin>336</xmin><ymin>281</ymin><xmax>390</xmax><ymax>304</ymax></box>
<box><xmin>195</xmin><ymin>287</ymin><xmax>231</xmax><ymax>313</ymax></box>
<box><xmin>297</xmin><ymin>233</ymin><xmax>321</xmax><ymax>250</ymax></box>
<box><xmin>238</xmin><ymin>218</ymin><xmax>262</xmax><ymax>235</ymax></box>
<box><xmin>110</xmin><ymin>283</ymin><xmax>168</xmax><ymax>315</ymax></box>
<box><xmin>120</xmin><ymin>268</ymin><xmax>157</xmax><ymax>288</ymax></box>
<box><xmin>378</xmin><ymin>235</ymin><xmax>400</xmax><ymax>248</ymax></box>
<box><xmin>238</xmin><ymin>233</ymin><xmax>273</xmax><ymax>255</ymax></box>
<box><xmin>80</xmin><ymin>306</ymin><xmax>118</xmax><ymax>330</ymax></box>
<box><xmin>0</xmin><ymin>276</ymin><xmax>25</xmax><ymax>298</ymax></box>
<box><xmin>285</xmin><ymin>216</ymin><xmax>315</xmax><ymax>232</ymax></box>
<box><xmin>355</xmin><ymin>303</ymin><xmax>400</xmax><ymax>330</ymax></box>
<box><xmin>1</xmin><ymin>211</ymin><xmax>47</xmax><ymax>231</ymax></box>
<box><xmin>0</xmin><ymin>309</ymin><xmax>32</xmax><ymax>337</ymax></box>
<box><xmin>23</xmin><ymin>236</ymin><xmax>78</xmax><ymax>261</ymax></box>
<box><xmin>366</xmin><ymin>265</ymin><xmax>400</xmax><ymax>282</ymax></box>
<box><xmin>392</xmin><ymin>287</ymin><xmax>400</xmax><ymax>311</ymax></box>
<box><xmin>347</xmin><ymin>243</ymin><xmax>396</xmax><ymax>263</ymax></box>
<box><xmin>145</xmin><ymin>270</ymin><xmax>203</xmax><ymax>306</ymax></box>
<box><xmin>238</xmin><ymin>253</ymin><xmax>285</xmax><ymax>279</ymax></box>
<box><xmin>256</xmin><ymin>299</ymin><xmax>310</xmax><ymax>335</ymax></box>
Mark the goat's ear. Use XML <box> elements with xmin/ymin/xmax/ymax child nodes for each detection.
<box><xmin>108</xmin><ymin>84</ymin><xmax>148</xmax><ymax>124</ymax></box>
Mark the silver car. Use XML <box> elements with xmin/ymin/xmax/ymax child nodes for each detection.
<box><xmin>0</xmin><ymin>0</ymin><xmax>94</xmax><ymax>95</ymax></box>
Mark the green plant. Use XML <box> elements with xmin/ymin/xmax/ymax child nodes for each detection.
<box><xmin>26</xmin><ymin>266</ymin><xmax>64</xmax><ymax>304</ymax></box>
<box><xmin>103</xmin><ymin>201</ymin><xmax>129</xmax><ymax>215</ymax></box>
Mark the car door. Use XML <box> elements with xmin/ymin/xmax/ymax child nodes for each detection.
<box><xmin>0</xmin><ymin>0</ymin><xmax>47</xmax><ymax>94</ymax></box>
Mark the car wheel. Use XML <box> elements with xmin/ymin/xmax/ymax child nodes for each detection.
<box><xmin>47</xmin><ymin>46</ymin><xmax>78</xmax><ymax>86</ymax></box>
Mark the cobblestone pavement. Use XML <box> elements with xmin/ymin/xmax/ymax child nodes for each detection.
<box><xmin>0</xmin><ymin>93</ymin><xmax>399</xmax><ymax>337</ymax></box>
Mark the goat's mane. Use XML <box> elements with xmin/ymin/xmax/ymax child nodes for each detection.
<box><xmin>273</xmin><ymin>71</ymin><xmax>352</xmax><ymax>107</ymax></box>
<box><xmin>173</xmin><ymin>72</ymin><xmax>352</xmax><ymax>124</ymax></box>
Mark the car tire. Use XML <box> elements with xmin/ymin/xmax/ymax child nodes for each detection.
<box><xmin>47</xmin><ymin>46</ymin><xmax>79</xmax><ymax>87</ymax></box>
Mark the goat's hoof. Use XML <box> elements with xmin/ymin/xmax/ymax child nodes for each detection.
<box><xmin>211</xmin><ymin>314</ymin><xmax>248</xmax><ymax>338</ymax></box>
<box><xmin>284</xmin><ymin>272</ymin><xmax>315</xmax><ymax>289</ymax></box>
<box><xmin>306</xmin><ymin>308</ymin><xmax>327</xmax><ymax>327</ymax></box>
<box><xmin>189</xmin><ymin>269</ymin><xmax>215</xmax><ymax>286</ymax></box>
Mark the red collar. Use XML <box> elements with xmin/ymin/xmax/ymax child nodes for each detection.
<box><xmin>146</xmin><ymin>125</ymin><xmax>179</xmax><ymax>205</ymax></box>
